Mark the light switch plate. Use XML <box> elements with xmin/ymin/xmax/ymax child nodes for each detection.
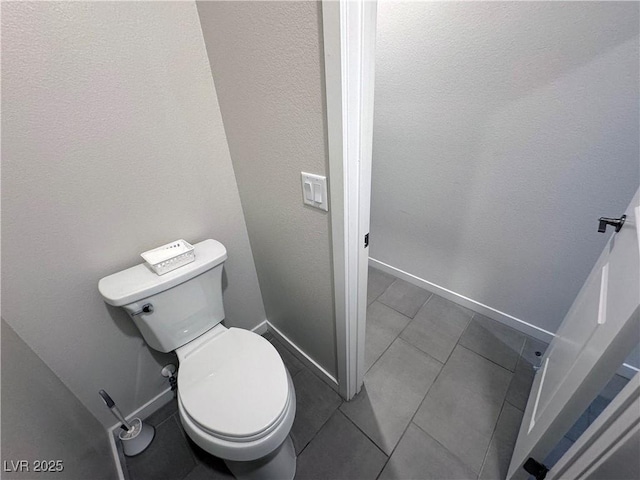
<box><xmin>301</xmin><ymin>172</ymin><xmax>328</xmax><ymax>211</ymax></box>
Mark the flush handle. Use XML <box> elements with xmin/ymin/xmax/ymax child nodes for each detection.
<box><xmin>131</xmin><ymin>303</ymin><xmax>154</xmax><ymax>316</ymax></box>
<box><xmin>598</xmin><ymin>215</ymin><xmax>626</xmax><ymax>233</ymax></box>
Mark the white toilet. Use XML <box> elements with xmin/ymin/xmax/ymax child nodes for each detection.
<box><xmin>98</xmin><ymin>239</ymin><xmax>296</xmax><ymax>480</ymax></box>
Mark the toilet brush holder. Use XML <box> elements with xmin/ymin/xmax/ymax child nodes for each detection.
<box><xmin>99</xmin><ymin>389</ymin><xmax>155</xmax><ymax>457</ymax></box>
<box><xmin>118</xmin><ymin>418</ymin><xmax>155</xmax><ymax>457</ymax></box>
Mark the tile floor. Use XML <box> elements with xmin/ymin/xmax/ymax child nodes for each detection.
<box><xmin>117</xmin><ymin>267</ymin><xmax>629</xmax><ymax>480</ymax></box>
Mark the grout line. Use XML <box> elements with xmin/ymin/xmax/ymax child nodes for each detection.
<box><xmin>396</xmin><ymin>335</ymin><xmax>445</xmax><ymax>367</ymax></box>
<box><xmin>478</xmin><ymin>396</ymin><xmax>509</xmax><ymax>477</ymax></box>
<box><xmin>367</xmin><ymin>267</ymin><xmax>529</xmax><ymax>477</ymax></box>
<box><xmin>438</xmin><ymin>311</ymin><xmax>474</xmax><ymax>366</ymax></box>
<box><xmin>390</xmin><ymin>315</ymin><xmax>515</xmax><ymax>476</ymax></box>
<box><xmin>365</xmin><ymin>288</ymin><xmax>435</xmax><ymax>376</ymax></box>
<box><xmin>368</xmin><ymin>275</ymin><xmax>396</xmax><ymax>306</ymax></box>
<box><xmin>296</xmin><ymin>402</ymin><xmax>345</xmax><ymax>458</ymax></box>
<box><xmin>363</xmin><ymin>309</ymin><xmax>420</xmax><ymax>376</ymax></box>
<box><xmin>367</xmin><ymin>274</ymin><xmax>459</xmax><ymax>472</ymax></box>
<box><xmin>374</xmin><ymin>342</ymin><xmax>451</xmax><ymax>477</ymax></box>
<box><xmin>395</xmin><ymin>292</ymin><xmax>434</xmax><ymax>339</ymax></box>
<box><xmin>374</xmin><ymin>307</ymin><xmax>461</xmax><ymax>471</ymax></box>
<box><xmin>338</xmin><ymin>408</ymin><xmax>390</xmax><ymax>462</ymax></box>
<box><xmin>456</xmin><ymin>343</ymin><xmax>517</xmax><ymax>375</ymax></box>
<box><xmin>376</xmin><ymin>278</ymin><xmax>432</xmax><ymax>320</ymax></box>
<box><xmin>455</xmin><ymin>313</ymin><xmax>527</xmax><ymax>374</ymax></box>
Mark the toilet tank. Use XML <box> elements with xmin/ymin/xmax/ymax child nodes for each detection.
<box><xmin>98</xmin><ymin>239</ymin><xmax>227</xmax><ymax>353</ymax></box>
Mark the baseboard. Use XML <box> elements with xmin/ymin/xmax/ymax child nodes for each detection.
<box><xmin>370</xmin><ymin>258</ymin><xmax>640</xmax><ymax>380</ymax></box>
<box><xmin>618</xmin><ymin>363</ymin><xmax>639</xmax><ymax>380</ymax></box>
<box><xmin>266</xmin><ymin>321</ymin><xmax>340</xmax><ymax>392</ymax></box>
<box><xmin>251</xmin><ymin>319</ymin><xmax>269</xmax><ymax>335</ymax></box>
<box><xmin>107</xmin><ymin>429</ymin><xmax>126</xmax><ymax>480</ymax></box>
<box><xmin>107</xmin><ymin>387</ymin><xmax>174</xmax><ymax>480</ymax></box>
<box><xmin>369</xmin><ymin>258</ymin><xmax>555</xmax><ymax>344</ymax></box>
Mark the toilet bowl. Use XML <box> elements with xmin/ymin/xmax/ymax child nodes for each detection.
<box><xmin>176</xmin><ymin>325</ymin><xmax>296</xmax><ymax>478</ymax></box>
<box><xmin>98</xmin><ymin>239</ymin><xmax>297</xmax><ymax>479</ymax></box>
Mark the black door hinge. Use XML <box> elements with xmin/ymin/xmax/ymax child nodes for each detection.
<box><xmin>364</xmin><ymin>233</ymin><xmax>369</xmax><ymax>248</ymax></box>
<box><xmin>523</xmin><ymin>458</ymin><xmax>549</xmax><ymax>480</ymax></box>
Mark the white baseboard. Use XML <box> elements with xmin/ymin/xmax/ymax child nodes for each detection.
<box><xmin>107</xmin><ymin>430</ymin><xmax>125</xmax><ymax>480</ymax></box>
<box><xmin>369</xmin><ymin>258</ymin><xmax>639</xmax><ymax>380</ymax></box>
<box><xmin>265</xmin><ymin>321</ymin><xmax>340</xmax><ymax>392</ymax></box>
<box><xmin>369</xmin><ymin>258</ymin><xmax>555</xmax><ymax>344</ymax></box>
<box><xmin>251</xmin><ymin>319</ymin><xmax>269</xmax><ymax>335</ymax></box>
<box><xmin>618</xmin><ymin>363</ymin><xmax>639</xmax><ymax>380</ymax></box>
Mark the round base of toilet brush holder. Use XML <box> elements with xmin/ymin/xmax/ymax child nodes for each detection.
<box><xmin>119</xmin><ymin>418</ymin><xmax>155</xmax><ymax>457</ymax></box>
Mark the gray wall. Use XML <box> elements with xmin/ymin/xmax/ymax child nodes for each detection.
<box><xmin>2</xmin><ymin>320</ymin><xmax>117</xmax><ymax>479</ymax></box>
<box><xmin>2</xmin><ymin>1</ymin><xmax>266</xmax><ymax>426</ymax></box>
<box><xmin>197</xmin><ymin>2</ymin><xmax>337</xmax><ymax>376</ymax></box>
<box><xmin>372</xmin><ymin>2</ymin><xmax>639</xmax><ymax>334</ymax></box>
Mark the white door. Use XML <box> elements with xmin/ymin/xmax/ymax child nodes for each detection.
<box><xmin>507</xmin><ymin>189</ymin><xmax>640</xmax><ymax>480</ymax></box>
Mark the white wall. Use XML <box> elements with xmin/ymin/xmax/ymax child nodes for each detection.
<box><xmin>2</xmin><ymin>1</ymin><xmax>266</xmax><ymax>426</ymax></box>
<box><xmin>372</xmin><ymin>2</ymin><xmax>639</xmax><ymax>335</ymax></box>
<box><xmin>2</xmin><ymin>320</ymin><xmax>116</xmax><ymax>479</ymax></box>
<box><xmin>197</xmin><ymin>1</ymin><xmax>337</xmax><ymax>376</ymax></box>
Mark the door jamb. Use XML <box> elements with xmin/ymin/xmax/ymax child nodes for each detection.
<box><xmin>322</xmin><ymin>0</ymin><xmax>377</xmax><ymax>400</ymax></box>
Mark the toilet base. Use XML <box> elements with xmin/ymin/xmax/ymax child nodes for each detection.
<box><xmin>224</xmin><ymin>435</ymin><xmax>296</xmax><ymax>480</ymax></box>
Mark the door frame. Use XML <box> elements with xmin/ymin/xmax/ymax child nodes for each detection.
<box><xmin>322</xmin><ymin>0</ymin><xmax>377</xmax><ymax>400</ymax></box>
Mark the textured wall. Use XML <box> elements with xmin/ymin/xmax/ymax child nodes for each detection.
<box><xmin>197</xmin><ymin>1</ymin><xmax>336</xmax><ymax>376</ymax></box>
<box><xmin>2</xmin><ymin>1</ymin><xmax>266</xmax><ymax>426</ymax></box>
<box><xmin>372</xmin><ymin>1</ymin><xmax>639</xmax><ymax>334</ymax></box>
<box><xmin>2</xmin><ymin>320</ymin><xmax>117</xmax><ymax>479</ymax></box>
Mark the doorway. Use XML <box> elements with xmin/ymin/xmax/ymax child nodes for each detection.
<box><xmin>326</xmin><ymin>1</ymin><xmax>640</xmax><ymax>478</ymax></box>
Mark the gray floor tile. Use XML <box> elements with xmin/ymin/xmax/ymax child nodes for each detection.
<box><xmin>186</xmin><ymin>436</ymin><xmax>234</xmax><ymax>479</ymax></box>
<box><xmin>365</xmin><ymin>301</ymin><xmax>411</xmax><ymax>372</ymax></box>
<box><xmin>505</xmin><ymin>356</ymin><xmax>536</xmax><ymax>411</ymax></box>
<box><xmin>290</xmin><ymin>369</ymin><xmax>343</xmax><ymax>454</ymax></box>
<box><xmin>125</xmin><ymin>416</ymin><xmax>196</xmax><ymax>480</ymax></box>
<box><xmin>377</xmin><ymin>279</ymin><xmax>431</xmax><ymax>318</ymax></box>
<box><xmin>368</xmin><ymin>267</ymin><xmax>397</xmax><ymax>305</ymax></box>
<box><xmin>267</xmin><ymin>335</ymin><xmax>306</xmax><ymax>377</ymax></box>
<box><xmin>380</xmin><ymin>423</ymin><xmax>476</xmax><ymax>480</ymax></box>
<box><xmin>413</xmin><ymin>345</ymin><xmax>512</xmax><ymax>473</ymax></box>
<box><xmin>400</xmin><ymin>294</ymin><xmax>473</xmax><ymax>363</ymax></box>
<box><xmin>459</xmin><ymin>315</ymin><xmax>525</xmax><ymax>371</ymax></box>
<box><xmin>184</xmin><ymin>460</ymin><xmax>234</xmax><ymax>480</ymax></box>
<box><xmin>340</xmin><ymin>338</ymin><xmax>442</xmax><ymax>455</ymax></box>
<box><xmin>479</xmin><ymin>402</ymin><xmax>524</xmax><ymax>480</ymax></box>
<box><xmin>144</xmin><ymin>398</ymin><xmax>178</xmax><ymax>427</ymax></box>
<box><xmin>295</xmin><ymin>411</ymin><xmax>387</xmax><ymax>480</ymax></box>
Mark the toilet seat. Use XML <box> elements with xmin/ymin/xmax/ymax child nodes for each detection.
<box><xmin>178</xmin><ymin>369</ymin><xmax>296</xmax><ymax>462</ymax></box>
<box><xmin>177</xmin><ymin>327</ymin><xmax>290</xmax><ymax>440</ymax></box>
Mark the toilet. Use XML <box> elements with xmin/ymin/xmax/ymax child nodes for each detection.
<box><xmin>98</xmin><ymin>239</ymin><xmax>296</xmax><ymax>480</ymax></box>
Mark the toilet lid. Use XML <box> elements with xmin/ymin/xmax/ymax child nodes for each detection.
<box><xmin>177</xmin><ymin>328</ymin><xmax>289</xmax><ymax>438</ymax></box>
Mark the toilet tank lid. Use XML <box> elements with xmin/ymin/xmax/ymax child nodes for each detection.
<box><xmin>98</xmin><ymin>239</ymin><xmax>227</xmax><ymax>307</ymax></box>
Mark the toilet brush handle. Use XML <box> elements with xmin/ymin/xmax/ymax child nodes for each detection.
<box><xmin>99</xmin><ymin>390</ymin><xmax>133</xmax><ymax>431</ymax></box>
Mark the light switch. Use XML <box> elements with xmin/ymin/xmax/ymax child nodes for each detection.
<box><xmin>301</xmin><ymin>172</ymin><xmax>328</xmax><ymax>211</ymax></box>
<box><xmin>304</xmin><ymin>181</ymin><xmax>313</xmax><ymax>202</ymax></box>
